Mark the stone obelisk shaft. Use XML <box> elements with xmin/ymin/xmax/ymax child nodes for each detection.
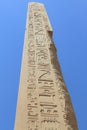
<box><xmin>14</xmin><ymin>2</ymin><xmax>78</xmax><ymax>130</ymax></box>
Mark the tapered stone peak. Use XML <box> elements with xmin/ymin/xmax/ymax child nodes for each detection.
<box><xmin>14</xmin><ymin>2</ymin><xmax>78</xmax><ymax>130</ymax></box>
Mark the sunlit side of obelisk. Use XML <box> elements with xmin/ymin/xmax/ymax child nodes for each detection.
<box><xmin>14</xmin><ymin>2</ymin><xmax>78</xmax><ymax>130</ymax></box>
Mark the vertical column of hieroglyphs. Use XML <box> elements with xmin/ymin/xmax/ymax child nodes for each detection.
<box><xmin>26</xmin><ymin>4</ymin><xmax>39</xmax><ymax>130</ymax></box>
<box><xmin>37</xmin><ymin>4</ymin><xmax>67</xmax><ymax>130</ymax></box>
<box><xmin>31</xmin><ymin>3</ymin><xmax>64</xmax><ymax>130</ymax></box>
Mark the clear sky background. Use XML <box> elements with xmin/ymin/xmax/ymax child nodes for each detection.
<box><xmin>0</xmin><ymin>0</ymin><xmax>87</xmax><ymax>130</ymax></box>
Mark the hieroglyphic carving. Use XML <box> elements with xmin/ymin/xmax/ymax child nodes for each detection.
<box><xmin>26</xmin><ymin>4</ymin><xmax>39</xmax><ymax>130</ymax></box>
<box><xmin>32</xmin><ymin>4</ymin><xmax>61</xmax><ymax>129</ymax></box>
<box><xmin>14</xmin><ymin>2</ymin><xmax>78</xmax><ymax>130</ymax></box>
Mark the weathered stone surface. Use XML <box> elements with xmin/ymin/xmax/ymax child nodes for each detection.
<box><xmin>14</xmin><ymin>2</ymin><xmax>78</xmax><ymax>130</ymax></box>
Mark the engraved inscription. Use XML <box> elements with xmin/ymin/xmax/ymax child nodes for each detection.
<box><xmin>14</xmin><ymin>2</ymin><xmax>78</xmax><ymax>130</ymax></box>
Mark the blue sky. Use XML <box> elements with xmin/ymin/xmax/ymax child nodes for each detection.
<box><xmin>0</xmin><ymin>0</ymin><xmax>87</xmax><ymax>130</ymax></box>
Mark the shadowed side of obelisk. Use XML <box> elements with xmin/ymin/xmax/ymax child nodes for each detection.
<box><xmin>14</xmin><ymin>2</ymin><xmax>78</xmax><ymax>130</ymax></box>
<box><xmin>48</xmin><ymin>36</ymin><xmax>78</xmax><ymax>130</ymax></box>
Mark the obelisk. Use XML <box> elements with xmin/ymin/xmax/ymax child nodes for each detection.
<box><xmin>14</xmin><ymin>2</ymin><xmax>78</xmax><ymax>130</ymax></box>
